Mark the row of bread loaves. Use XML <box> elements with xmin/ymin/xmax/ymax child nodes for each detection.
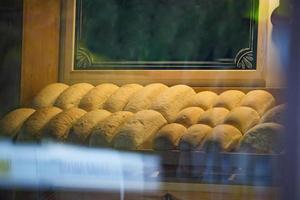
<box><xmin>0</xmin><ymin>107</ymin><xmax>167</xmax><ymax>151</ymax></box>
<box><xmin>188</xmin><ymin>89</ymin><xmax>275</xmax><ymax>113</ymax></box>
<box><xmin>152</xmin><ymin>122</ymin><xmax>284</xmax><ymax>154</ymax></box>
<box><xmin>174</xmin><ymin>90</ymin><xmax>280</xmax><ymax>131</ymax></box>
<box><xmin>0</xmin><ymin>84</ymin><xmax>284</xmax><ymax>153</ymax></box>
<box><xmin>0</xmin><ymin>103</ymin><xmax>285</xmax><ymax>154</ymax></box>
<box><xmin>32</xmin><ymin>83</ymin><xmax>192</xmax><ymax>116</ymax></box>
<box><xmin>32</xmin><ymin>83</ymin><xmax>278</xmax><ymax>118</ymax></box>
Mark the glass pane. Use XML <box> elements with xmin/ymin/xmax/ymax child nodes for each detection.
<box><xmin>0</xmin><ymin>0</ymin><xmax>297</xmax><ymax>200</ymax></box>
<box><xmin>74</xmin><ymin>0</ymin><xmax>259</xmax><ymax>70</ymax></box>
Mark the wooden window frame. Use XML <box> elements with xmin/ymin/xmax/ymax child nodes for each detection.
<box><xmin>59</xmin><ymin>0</ymin><xmax>274</xmax><ymax>87</ymax></box>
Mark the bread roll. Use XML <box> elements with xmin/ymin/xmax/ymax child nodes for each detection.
<box><xmin>179</xmin><ymin>124</ymin><xmax>212</xmax><ymax>151</ymax></box>
<box><xmin>103</xmin><ymin>84</ymin><xmax>143</xmax><ymax>112</ymax></box>
<box><xmin>260</xmin><ymin>104</ymin><xmax>286</xmax><ymax>124</ymax></box>
<box><xmin>55</xmin><ymin>83</ymin><xmax>94</xmax><ymax>109</ymax></box>
<box><xmin>124</xmin><ymin>83</ymin><xmax>168</xmax><ymax>113</ymax></box>
<box><xmin>0</xmin><ymin>108</ymin><xmax>35</xmax><ymax>139</ymax></box>
<box><xmin>239</xmin><ymin>90</ymin><xmax>276</xmax><ymax>116</ymax></box>
<box><xmin>79</xmin><ymin>83</ymin><xmax>119</xmax><ymax>111</ymax></box>
<box><xmin>197</xmin><ymin>107</ymin><xmax>229</xmax><ymax>127</ymax></box>
<box><xmin>67</xmin><ymin>110</ymin><xmax>111</xmax><ymax>144</ymax></box>
<box><xmin>223</xmin><ymin>106</ymin><xmax>260</xmax><ymax>134</ymax></box>
<box><xmin>174</xmin><ymin>107</ymin><xmax>205</xmax><ymax>128</ymax></box>
<box><xmin>150</xmin><ymin>85</ymin><xmax>196</xmax><ymax>122</ymax></box>
<box><xmin>187</xmin><ymin>91</ymin><xmax>218</xmax><ymax>110</ymax></box>
<box><xmin>112</xmin><ymin>110</ymin><xmax>167</xmax><ymax>150</ymax></box>
<box><xmin>203</xmin><ymin>124</ymin><xmax>242</xmax><ymax>152</ymax></box>
<box><xmin>42</xmin><ymin>108</ymin><xmax>86</xmax><ymax>141</ymax></box>
<box><xmin>31</xmin><ymin>83</ymin><xmax>69</xmax><ymax>109</ymax></box>
<box><xmin>239</xmin><ymin>123</ymin><xmax>284</xmax><ymax>154</ymax></box>
<box><xmin>153</xmin><ymin>123</ymin><xmax>187</xmax><ymax>151</ymax></box>
<box><xmin>89</xmin><ymin>111</ymin><xmax>134</xmax><ymax>147</ymax></box>
<box><xmin>17</xmin><ymin>107</ymin><xmax>62</xmax><ymax>142</ymax></box>
<box><xmin>214</xmin><ymin>90</ymin><xmax>245</xmax><ymax>110</ymax></box>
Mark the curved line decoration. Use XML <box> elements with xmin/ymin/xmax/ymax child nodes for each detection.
<box><xmin>76</xmin><ymin>47</ymin><xmax>93</xmax><ymax>68</ymax></box>
<box><xmin>234</xmin><ymin>48</ymin><xmax>254</xmax><ymax>69</ymax></box>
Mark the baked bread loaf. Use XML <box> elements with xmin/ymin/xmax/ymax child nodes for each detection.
<box><xmin>174</xmin><ymin>107</ymin><xmax>205</xmax><ymax>128</ymax></box>
<box><xmin>55</xmin><ymin>83</ymin><xmax>94</xmax><ymax>109</ymax></box>
<box><xmin>112</xmin><ymin>110</ymin><xmax>167</xmax><ymax>150</ymax></box>
<box><xmin>67</xmin><ymin>110</ymin><xmax>111</xmax><ymax>144</ymax></box>
<box><xmin>239</xmin><ymin>123</ymin><xmax>284</xmax><ymax>153</ymax></box>
<box><xmin>0</xmin><ymin>108</ymin><xmax>35</xmax><ymax>139</ymax></box>
<box><xmin>179</xmin><ymin>124</ymin><xmax>212</xmax><ymax>151</ymax></box>
<box><xmin>124</xmin><ymin>83</ymin><xmax>168</xmax><ymax>113</ymax></box>
<box><xmin>197</xmin><ymin>107</ymin><xmax>229</xmax><ymax>127</ymax></box>
<box><xmin>260</xmin><ymin>104</ymin><xmax>286</xmax><ymax>124</ymax></box>
<box><xmin>31</xmin><ymin>83</ymin><xmax>69</xmax><ymax>109</ymax></box>
<box><xmin>213</xmin><ymin>90</ymin><xmax>245</xmax><ymax>110</ymax></box>
<box><xmin>79</xmin><ymin>83</ymin><xmax>119</xmax><ymax>111</ymax></box>
<box><xmin>239</xmin><ymin>90</ymin><xmax>276</xmax><ymax>116</ymax></box>
<box><xmin>103</xmin><ymin>84</ymin><xmax>143</xmax><ymax>112</ymax></box>
<box><xmin>89</xmin><ymin>111</ymin><xmax>134</xmax><ymax>147</ymax></box>
<box><xmin>42</xmin><ymin>107</ymin><xmax>86</xmax><ymax>141</ymax></box>
<box><xmin>17</xmin><ymin>107</ymin><xmax>62</xmax><ymax>142</ymax></box>
<box><xmin>150</xmin><ymin>85</ymin><xmax>196</xmax><ymax>122</ymax></box>
<box><xmin>153</xmin><ymin>123</ymin><xmax>187</xmax><ymax>151</ymax></box>
<box><xmin>187</xmin><ymin>91</ymin><xmax>218</xmax><ymax>110</ymax></box>
<box><xmin>203</xmin><ymin>124</ymin><xmax>242</xmax><ymax>152</ymax></box>
<box><xmin>223</xmin><ymin>106</ymin><xmax>260</xmax><ymax>134</ymax></box>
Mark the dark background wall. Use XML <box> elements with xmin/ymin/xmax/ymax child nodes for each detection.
<box><xmin>0</xmin><ymin>0</ymin><xmax>23</xmax><ymax>117</ymax></box>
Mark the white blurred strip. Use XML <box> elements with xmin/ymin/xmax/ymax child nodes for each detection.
<box><xmin>0</xmin><ymin>141</ymin><xmax>160</xmax><ymax>191</ymax></box>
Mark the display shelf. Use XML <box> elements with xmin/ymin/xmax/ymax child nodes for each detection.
<box><xmin>0</xmin><ymin>141</ymin><xmax>282</xmax><ymax>188</ymax></box>
<box><xmin>0</xmin><ymin>142</ymin><xmax>281</xmax><ymax>200</ymax></box>
<box><xmin>139</xmin><ymin>150</ymin><xmax>283</xmax><ymax>187</ymax></box>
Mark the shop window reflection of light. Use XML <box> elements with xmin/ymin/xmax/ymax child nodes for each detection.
<box><xmin>0</xmin><ymin>141</ymin><xmax>161</xmax><ymax>192</ymax></box>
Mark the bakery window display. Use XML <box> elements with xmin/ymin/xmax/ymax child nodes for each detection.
<box><xmin>17</xmin><ymin>107</ymin><xmax>62</xmax><ymax>142</ymax></box>
<box><xmin>103</xmin><ymin>84</ymin><xmax>143</xmax><ymax>112</ymax></box>
<box><xmin>197</xmin><ymin>107</ymin><xmax>230</xmax><ymax>128</ymax></box>
<box><xmin>260</xmin><ymin>104</ymin><xmax>286</xmax><ymax>124</ymax></box>
<box><xmin>174</xmin><ymin>107</ymin><xmax>205</xmax><ymax>128</ymax></box>
<box><xmin>112</xmin><ymin>109</ymin><xmax>167</xmax><ymax>150</ymax></box>
<box><xmin>213</xmin><ymin>90</ymin><xmax>245</xmax><ymax>110</ymax></box>
<box><xmin>0</xmin><ymin>83</ymin><xmax>285</xmax><ymax>187</ymax></box>
<box><xmin>124</xmin><ymin>83</ymin><xmax>168</xmax><ymax>113</ymax></box>
<box><xmin>31</xmin><ymin>83</ymin><xmax>69</xmax><ymax>109</ymax></box>
<box><xmin>179</xmin><ymin>124</ymin><xmax>212</xmax><ymax>151</ymax></box>
<box><xmin>89</xmin><ymin>111</ymin><xmax>134</xmax><ymax>148</ymax></box>
<box><xmin>187</xmin><ymin>91</ymin><xmax>219</xmax><ymax>110</ymax></box>
<box><xmin>0</xmin><ymin>0</ymin><xmax>288</xmax><ymax>198</ymax></box>
<box><xmin>223</xmin><ymin>106</ymin><xmax>260</xmax><ymax>134</ymax></box>
<box><xmin>78</xmin><ymin>83</ymin><xmax>119</xmax><ymax>111</ymax></box>
<box><xmin>0</xmin><ymin>83</ymin><xmax>285</xmax><ymax>154</ymax></box>
<box><xmin>153</xmin><ymin>123</ymin><xmax>187</xmax><ymax>151</ymax></box>
<box><xmin>150</xmin><ymin>85</ymin><xmax>196</xmax><ymax>123</ymax></box>
<box><xmin>202</xmin><ymin>124</ymin><xmax>243</xmax><ymax>152</ymax></box>
<box><xmin>239</xmin><ymin>122</ymin><xmax>284</xmax><ymax>154</ymax></box>
<box><xmin>239</xmin><ymin>90</ymin><xmax>276</xmax><ymax>116</ymax></box>
<box><xmin>0</xmin><ymin>108</ymin><xmax>35</xmax><ymax>140</ymax></box>
<box><xmin>67</xmin><ymin>109</ymin><xmax>111</xmax><ymax>145</ymax></box>
<box><xmin>42</xmin><ymin>107</ymin><xmax>87</xmax><ymax>142</ymax></box>
<box><xmin>54</xmin><ymin>83</ymin><xmax>94</xmax><ymax>110</ymax></box>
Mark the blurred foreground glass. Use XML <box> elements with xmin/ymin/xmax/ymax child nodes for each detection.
<box><xmin>0</xmin><ymin>141</ymin><xmax>161</xmax><ymax>194</ymax></box>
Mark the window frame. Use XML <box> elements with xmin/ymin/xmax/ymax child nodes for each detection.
<box><xmin>59</xmin><ymin>0</ymin><xmax>274</xmax><ymax>87</ymax></box>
